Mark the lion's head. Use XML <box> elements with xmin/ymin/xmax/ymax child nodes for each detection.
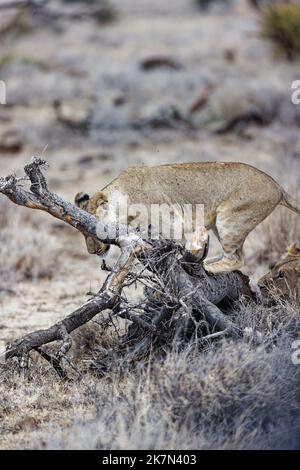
<box><xmin>258</xmin><ymin>243</ymin><xmax>300</xmax><ymax>303</ymax></box>
<box><xmin>75</xmin><ymin>191</ymin><xmax>110</xmax><ymax>256</ymax></box>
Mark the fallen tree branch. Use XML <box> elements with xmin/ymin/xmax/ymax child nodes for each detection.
<box><xmin>6</xmin><ymin>289</ymin><xmax>115</xmax><ymax>365</ymax></box>
<box><xmin>0</xmin><ymin>157</ymin><xmax>143</xmax><ymax>250</ymax></box>
<box><xmin>0</xmin><ymin>158</ymin><xmax>254</xmax><ymax>377</ymax></box>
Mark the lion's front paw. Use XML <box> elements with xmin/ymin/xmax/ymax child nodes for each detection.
<box><xmin>203</xmin><ymin>258</ymin><xmax>243</xmax><ymax>274</ymax></box>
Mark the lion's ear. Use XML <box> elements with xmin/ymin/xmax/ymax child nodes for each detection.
<box><xmin>75</xmin><ymin>192</ymin><xmax>90</xmax><ymax>210</ymax></box>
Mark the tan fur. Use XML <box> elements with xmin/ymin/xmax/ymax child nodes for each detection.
<box><xmin>74</xmin><ymin>191</ymin><xmax>110</xmax><ymax>256</ymax></box>
<box><xmin>258</xmin><ymin>243</ymin><xmax>300</xmax><ymax>303</ymax></box>
<box><xmin>75</xmin><ymin>162</ymin><xmax>300</xmax><ymax>273</ymax></box>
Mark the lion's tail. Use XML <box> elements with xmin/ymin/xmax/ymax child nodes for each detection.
<box><xmin>280</xmin><ymin>189</ymin><xmax>300</xmax><ymax>215</ymax></box>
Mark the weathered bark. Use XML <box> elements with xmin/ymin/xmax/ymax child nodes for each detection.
<box><xmin>6</xmin><ymin>293</ymin><xmax>113</xmax><ymax>361</ymax></box>
<box><xmin>0</xmin><ymin>157</ymin><xmax>143</xmax><ymax>249</ymax></box>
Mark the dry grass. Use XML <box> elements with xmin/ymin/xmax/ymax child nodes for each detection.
<box><xmin>1</xmin><ymin>299</ymin><xmax>299</xmax><ymax>450</ymax></box>
<box><xmin>0</xmin><ymin>199</ymin><xmax>57</xmax><ymax>287</ymax></box>
<box><xmin>260</xmin><ymin>3</ymin><xmax>300</xmax><ymax>60</ymax></box>
<box><xmin>2</xmin><ymin>305</ymin><xmax>300</xmax><ymax>449</ymax></box>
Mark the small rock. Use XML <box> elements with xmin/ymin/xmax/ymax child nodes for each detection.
<box><xmin>140</xmin><ymin>56</ymin><xmax>183</xmax><ymax>71</ymax></box>
<box><xmin>113</xmin><ymin>95</ymin><xmax>126</xmax><ymax>107</ymax></box>
<box><xmin>77</xmin><ymin>153</ymin><xmax>113</xmax><ymax>166</ymax></box>
<box><xmin>78</xmin><ymin>155</ymin><xmax>94</xmax><ymax>166</ymax></box>
<box><xmin>224</xmin><ymin>48</ymin><xmax>236</xmax><ymax>63</ymax></box>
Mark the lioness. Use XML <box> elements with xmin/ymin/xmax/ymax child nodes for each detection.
<box><xmin>258</xmin><ymin>243</ymin><xmax>300</xmax><ymax>303</ymax></box>
<box><xmin>75</xmin><ymin>162</ymin><xmax>300</xmax><ymax>273</ymax></box>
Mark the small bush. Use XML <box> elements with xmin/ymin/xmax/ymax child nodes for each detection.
<box><xmin>261</xmin><ymin>3</ymin><xmax>300</xmax><ymax>60</ymax></box>
<box><xmin>35</xmin><ymin>304</ymin><xmax>300</xmax><ymax>449</ymax></box>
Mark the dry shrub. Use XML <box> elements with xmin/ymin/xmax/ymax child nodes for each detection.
<box><xmin>0</xmin><ymin>199</ymin><xmax>56</xmax><ymax>286</ymax></box>
<box><xmin>70</xmin><ymin>317</ymin><xmax>126</xmax><ymax>364</ymax></box>
<box><xmin>261</xmin><ymin>3</ymin><xmax>300</xmax><ymax>60</ymax></box>
<box><xmin>27</xmin><ymin>300</ymin><xmax>300</xmax><ymax>450</ymax></box>
<box><xmin>0</xmin><ymin>235</ymin><xmax>299</xmax><ymax>449</ymax></box>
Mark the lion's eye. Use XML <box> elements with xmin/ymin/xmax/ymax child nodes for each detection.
<box><xmin>276</xmin><ymin>271</ymin><xmax>284</xmax><ymax>279</ymax></box>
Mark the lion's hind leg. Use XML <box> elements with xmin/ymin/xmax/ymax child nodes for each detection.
<box><xmin>204</xmin><ymin>200</ymin><xmax>258</xmax><ymax>274</ymax></box>
<box><xmin>202</xmin><ymin>226</ymin><xmax>223</xmax><ymax>265</ymax></box>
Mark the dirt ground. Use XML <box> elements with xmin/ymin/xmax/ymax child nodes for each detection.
<box><xmin>0</xmin><ymin>0</ymin><xmax>300</xmax><ymax>449</ymax></box>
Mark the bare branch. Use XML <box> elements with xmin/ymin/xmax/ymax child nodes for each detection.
<box><xmin>1</xmin><ymin>158</ymin><xmax>254</xmax><ymax>376</ymax></box>
<box><xmin>0</xmin><ymin>157</ymin><xmax>145</xmax><ymax>250</ymax></box>
<box><xmin>6</xmin><ymin>291</ymin><xmax>114</xmax><ymax>361</ymax></box>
